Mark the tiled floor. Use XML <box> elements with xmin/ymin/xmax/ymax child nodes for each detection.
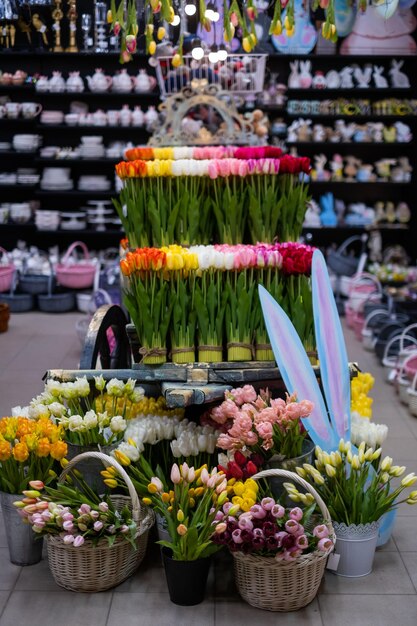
<box><xmin>0</xmin><ymin>312</ymin><xmax>417</xmax><ymax>625</ymax></box>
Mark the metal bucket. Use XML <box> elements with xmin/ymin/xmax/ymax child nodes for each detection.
<box><xmin>0</xmin><ymin>491</ymin><xmax>43</xmax><ymax>566</ymax></box>
<box><xmin>333</xmin><ymin>521</ymin><xmax>379</xmax><ymax>577</ymax></box>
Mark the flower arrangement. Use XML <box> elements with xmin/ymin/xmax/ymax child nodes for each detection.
<box><xmin>124</xmin><ymin>146</ymin><xmax>284</xmax><ymax>162</ymax></box>
<box><xmin>15</xmin><ymin>479</ymin><xmax>137</xmax><ymax>548</ymax></box>
<box><xmin>0</xmin><ymin>417</ymin><xmax>67</xmax><ymax>493</ymax></box>
<box><xmin>114</xmin><ymin>154</ymin><xmax>310</xmax><ymax>247</ymax></box>
<box><xmin>143</xmin><ymin>463</ymin><xmax>228</xmax><ymax>560</ymax></box>
<box><xmin>212</xmin><ymin>477</ymin><xmax>334</xmax><ymax>560</ymax></box>
<box><xmin>211</xmin><ymin>386</ymin><xmax>314</xmax><ymax>461</ymax></box>
<box><xmin>121</xmin><ymin>243</ymin><xmax>314</xmax><ymax>362</ymax></box>
<box><xmin>28</xmin><ymin>376</ymin><xmax>145</xmax><ymax>447</ymax></box>
<box><xmin>289</xmin><ymin>439</ymin><xmax>417</xmax><ymax>525</ymax></box>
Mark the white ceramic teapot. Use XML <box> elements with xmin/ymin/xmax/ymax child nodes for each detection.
<box><xmin>49</xmin><ymin>71</ymin><xmax>66</xmax><ymax>93</ymax></box>
<box><xmin>131</xmin><ymin>106</ymin><xmax>144</xmax><ymax>127</ymax></box>
<box><xmin>113</xmin><ymin>69</ymin><xmax>135</xmax><ymax>93</ymax></box>
<box><xmin>86</xmin><ymin>68</ymin><xmax>112</xmax><ymax>92</ymax></box>
<box><xmin>35</xmin><ymin>76</ymin><xmax>49</xmax><ymax>92</ymax></box>
<box><xmin>66</xmin><ymin>71</ymin><xmax>85</xmax><ymax>93</ymax></box>
<box><xmin>134</xmin><ymin>69</ymin><xmax>157</xmax><ymax>93</ymax></box>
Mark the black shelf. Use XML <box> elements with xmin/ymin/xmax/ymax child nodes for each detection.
<box><xmin>285</xmin><ymin>113</ymin><xmax>417</xmax><ymax>120</ymax></box>
<box><xmin>35</xmin><ymin>190</ymin><xmax>115</xmax><ymax>198</ymax></box>
<box><xmin>302</xmin><ymin>224</ymin><xmax>409</xmax><ymax>232</ymax></box>
<box><xmin>309</xmin><ymin>181</ymin><xmax>412</xmax><ymax>186</ymax></box>
<box><xmin>36</xmin><ymin>158</ymin><xmax>120</xmax><ymax>165</ymax></box>
<box><xmin>286</xmin><ymin>142</ymin><xmax>413</xmax><ymax>148</ymax></box>
<box><xmin>37</xmin><ymin>124</ymin><xmax>151</xmax><ymax>133</ymax></box>
<box><xmin>287</xmin><ymin>88</ymin><xmax>413</xmax><ymax>97</ymax></box>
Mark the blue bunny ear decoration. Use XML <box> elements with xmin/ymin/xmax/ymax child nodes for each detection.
<box><xmin>311</xmin><ymin>249</ymin><xmax>351</xmax><ymax>442</ymax></box>
<box><xmin>258</xmin><ymin>285</ymin><xmax>338</xmax><ymax>451</ymax></box>
<box><xmin>259</xmin><ymin>249</ymin><xmax>351</xmax><ymax>452</ymax></box>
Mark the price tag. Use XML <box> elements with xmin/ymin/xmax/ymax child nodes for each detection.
<box><xmin>40</xmin><ymin>25</ymin><xmax>47</xmax><ymax>33</ymax></box>
<box><xmin>70</xmin><ymin>23</ymin><xmax>77</xmax><ymax>31</ymax></box>
<box><xmin>326</xmin><ymin>552</ymin><xmax>340</xmax><ymax>571</ymax></box>
<box><xmin>87</xmin><ymin>37</ymin><xmax>93</xmax><ymax>46</ymax></box>
<box><xmin>52</xmin><ymin>23</ymin><xmax>60</xmax><ymax>31</ymax></box>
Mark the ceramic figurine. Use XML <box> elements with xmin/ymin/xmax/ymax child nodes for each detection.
<box><xmin>356</xmin><ymin>163</ymin><xmax>375</xmax><ymax>182</ymax></box>
<box><xmin>374</xmin><ymin>201</ymin><xmax>387</xmax><ymax>223</ymax></box>
<box><xmin>353</xmin><ymin>64</ymin><xmax>373</xmax><ymax>88</ymax></box>
<box><xmin>86</xmin><ymin>69</ymin><xmax>112</xmax><ymax>92</ymax></box>
<box><xmin>287</xmin><ymin>119</ymin><xmax>302</xmax><ymax>142</ymax></box>
<box><xmin>383</xmin><ymin>125</ymin><xmax>397</xmax><ymax>142</ymax></box>
<box><xmin>303</xmin><ymin>199</ymin><xmax>322</xmax><ymax>227</ymax></box>
<box><xmin>339</xmin><ymin>66</ymin><xmax>354</xmax><ymax>88</ymax></box>
<box><xmin>48</xmin><ymin>71</ymin><xmax>65</xmax><ymax>93</ymax></box>
<box><xmin>335</xmin><ymin>119</ymin><xmax>356</xmax><ymax>142</ymax></box>
<box><xmin>330</xmin><ymin>154</ymin><xmax>344</xmax><ymax>181</ymax></box>
<box><xmin>325</xmin><ymin>70</ymin><xmax>341</xmax><ymax>88</ymax></box>
<box><xmin>373</xmin><ymin>66</ymin><xmax>388</xmax><ymax>88</ymax></box>
<box><xmin>370</xmin><ymin>122</ymin><xmax>385</xmax><ymax>142</ymax></box>
<box><xmin>312</xmin><ymin>154</ymin><xmax>331</xmax><ymax>182</ymax></box>
<box><xmin>344</xmin><ymin>155</ymin><xmax>361</xmax><ymax>181</ymax></box>
<box><xmin>375</xmin><ymin>158</ymin><xmax>396</xmax><ymax>180</ymax></box>
<box><xmin>312</xmin><ymin>71</ymin><xmax>327</xmax><ymax>89</ymax></box>
<box><xmin>298</xmin><ymin>61</ymin><xmax>313</xmax><ymax>88</ymax></box>
<box><xmin>395</xmin><ymin>121</ymin><xmax>412</xmax><ymax>142</ymax></box>
<box><xmin>353</xmin><ymin>124</ymin><xmax>370</xmax><ymax>142</ymax></box>
<box><xmin>319</xmin><ymin>192</ymin><xmax>338</xmax><ymax>226</ymax></box>
<box><xmin>389</xmin><ymin>60</ymin><xmax>411</xmax><ymax>87</ymax></box>
<box><xmin>385</xmin><ymin>201</ymin><xmax>397</xmax><ymax>222</ymax></box>
<box><xmin>391</xmin><ymin>156</ymin><xmax>412</xmax><ymax>182</ymax></box>
<box><xmin>66</xmin><ymin>71</ymin><xmax>84</xmax><ymax>93</ymax></box>
<box><xmin>288</xmin><ymin>61</ymin><xmax>301</xmax><ymax>88</ymax></box>
<box><xmin>313</xmin><ymin>124</ymin><xmax>326</xmax><ymax>142</ymax></box>
<box><xmin>396</xmin><ymin>201</ymin><xmax>411</xmax><ymax>223</ymax></box>
<box><xmin>297</xmin><ymin>119</ymin><xmax>312</xmax><ymax>141</ymax></box>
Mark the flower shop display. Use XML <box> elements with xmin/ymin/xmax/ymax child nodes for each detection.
<box><xmin>15</xmin><ymin>452</ymin><xmax>154</xmax><ymax>592</ymax></box>
<box><xmin>0</xmin><ymin>416</ymin><xmax>68</xmax><ymax>565</ymax></box>
<box><xmin>121</xmin><ymin>242</ymin><xmax>315</xmax><ymax>363</ymax></box>
<box><xmin>287</xmin><ymin>439</ymin><xmax>417</xmax><ymax>577</ymax></box>
<box><xmin>114</xmin><ymin>151</ymin><xmax>310</xmax><ymax>247</ymax></box>
<box><xmin>212</xmin><ymin>469</ymin><xmax>335</xmax><ymax>611</ymax></box>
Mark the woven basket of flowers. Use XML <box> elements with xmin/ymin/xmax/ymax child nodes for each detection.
<box><xmin>214</xmin><ymin>468</ymin><xmax>335</xmax><ymax>612</ymax></box>
<box><xmin>20</xmin><ymin>452</ymin><xmax>154</xmax><ymax>593</ymax></box>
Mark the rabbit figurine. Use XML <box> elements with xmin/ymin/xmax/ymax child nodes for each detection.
<box><xmin>373</xmin><ymin>66</ymin><xmax>388</xmax><ymax>89</ymax></box>
<box><xmin>339</xmin><ymin>66</ymin><xmax>354</xmax><ymax>89</ymax></box>
<box><xmin>288</xmin><ymin>61</ymin><xmax>301</xmax><ymax>88</ymax></box>
<box><xmin>298</xmin><ymin>60</ymin><xmax>312</xmax><ymax>88</ymax></box>
<box><xmin>353</xmin><ymin>64</ymin><xmax>372</xmax><ymax>88</ymax></box>
<box><xmin>389</xmin><ymin>60</ymin><xmax>410</xmax><ymax>88</ymax></box>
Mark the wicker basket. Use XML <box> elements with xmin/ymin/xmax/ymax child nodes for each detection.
<box><xmin>46</xmin><ymin>451</ymin><xmax>154</xmax><ymax>593</ymax></box>
<box><xmin>56</xmin><ymin>241</ymin><xmax>97</xmax><ymax>290</ymax></box>
<box><xmin>407</xmin><ymin>372</ymin><xmax>417</xmax><ymax>417</ymax></box>
<box><xmin>232</xmin><ymin>468</ymin><xmax>335</xmax><ymax>612</ymax></box>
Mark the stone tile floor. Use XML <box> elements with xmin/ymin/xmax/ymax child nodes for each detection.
<box><xmin>0</xmin><ymin>312</ymin><xmax>416</xmax><ymax>625</ymax></box>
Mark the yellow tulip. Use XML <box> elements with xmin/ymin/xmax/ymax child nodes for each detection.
<box><xmin>325</xmin><ymin>464</ymin><xmax>336</xmax><ymax>478</ymax></box>
<box><xmin>242</xmin><ymin>37</ymin><xmax>252</xmax><ymax>52</ymax></box>
<box><xmin>157</xmin><ymin>26</ymin><xmax>166</xmax><ymax>41</ymax></box>
<box><xmin>114</xmin><ymin>450</ymin><xmax>131</xmax><ymax>466</ymax></box>
<box><xmin>272</xmin><ymin>20</ymin><xmax>282</xmax><ymax>35</ymax></box>
<box><xmin>142</xmin><ymin>497</ymin><xmax>152</xmax><ymax>506</ymax></box>
<box><xmin>401</xmin><ymin>473</ymin><xmax>417</xmax><ymax>488</ymax></box>
<box><xmin>148</xmin><ymin>40</ymin><xmax>156</xmax><ymax>55</ymax></box>
<box><xmin>177</xmin><ymin>523</ymin><xmax>187</xmax><ymax>536</ymax></box>
<box><xmin>286</xmin><ymin>26</ymin><xmax>294</xmax><ymax>37</ymax></box>
<box><xmin>103</xmin><ymin>479</ymin><xmax>118</xmax><ymax>488</ymax></box>
<box><xmin>172</xmin><ymin>54</ymin><xmax>182</xmax><ymax>68</ymax></box>
<box><xmin>296</xmin><ymin>467</ymin><xmax>307</xmax><ymax>479</ymax></box>
<box><xmin>177</xmin><ymin>509</ymin><xmax>184</xmax><ymax>522</ymax></box>
<box><xmin>380</xmin><ymin>456</ymin><xmax>393</xmax><ymax>472</ymax></box>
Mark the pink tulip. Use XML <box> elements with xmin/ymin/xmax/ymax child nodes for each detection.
<box><xmin>250</xmin><ymin>504</ymin><xmax>267</xmax><ymax>519</ymax></box>
<box><xmin>313</xmin><ymin>524</ymin><xmax>329</xmax><ymax>539</ymax></box>
<box><xmin>207</xmin><ymin>161</ymin><xmax>218</xmax><ymax>179</ymax></box>
<box><xmin>232</xmin><ymin>529</ymin><xmax>243</xmax><ymax>543</ymax></box>
<box><xmin>120</xmin><ymin>525</ymin><xmax>129</xmax><ymax>534</ymax></box>
<box><xmin>271</xmin><ymin>504</ymin><xmax>285</xmax><ymax>519</ymax></box>
<box><xmin>98</xmin><ymin>502</ymin><xmax>109</xmax><ymax>512</ymax></box>
<box><xmin>238</xmin><ymin>516</ymin><xmax>254</xmax><ymax>531</ymax></box>
<box><xmin>296</xmin><ymin>534</ymin><xmax>309</xmax><ymax>549</ymax></box>
<box><xmin>170</xmin><ymin>463</ymin><xmax>181</xmax><ymax>484</ymax></box>
<box><xmin>126</xmin><ymin>35</ymin><xmax>137</xmax><ymax>54</ymax></box>
<box><xmin>63</xmin><ymin>520</ymin><xmax>74</xmax><ymax>532</ymax></box>
<box><xmin>29</xmin><ymin>480</ymin><xmax>44</xmax><ymax>490</ymax></box>
<box><xmin>261</xmin><ymin>497</ymin><xmax>276</xmax><ymax>511</ymax></box>
<box><xmin>63</xmin><ymin>534</ymin><xmax>75</xmax><ymax>545</ymax></box>
<box><xmin>318</xmin><ymin>537</ymin><xmax>334</xmax><ymax>551</ymax></box>
<box><xmin>79</xmin><ymin>503</ymin><xmax>91</xmax><ymax>515</ymax></box>
<box><xmin>285</xmin><ymin>520</ymin><xmax>300</xmax><ymax>535</ymax></box>
<box><xmin>289</xmin><ymin>507</ymin><xmax>303</xmax><ymax>522</ymax></box>
<box><xmin>73</xmin><ymin>535</ymin><xmax>85</xmax><ymax>547</ymax></box>
<box><xmin>93</xmin><ymin>521</ymin><xmax>103</xmax><ymax>532</ymax></box>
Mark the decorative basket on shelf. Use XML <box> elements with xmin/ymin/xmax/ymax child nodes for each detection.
<box><xmin>232</xmin><ymin>469</ymin><xmax>335</xmax><ymax>612</ymax></box>
<box><xmin>0</xmin><ymin>247</ymin><xmax>15</xmax><ymax>293</ymax></box>
<box><xmin>46</xmin><ymin>451</ymin><xmax>154</xmax><ymax>593</ymax></box>
<box><xmin>56</xmin><ymin>241</ymin><xmax>97</xmax><ymax>290</ymax></box>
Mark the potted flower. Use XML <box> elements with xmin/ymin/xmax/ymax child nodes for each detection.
<box><xmin>211</xmin><ymin>385</ymin><xmax>315</xmax><ymax>495</ymax></box>
<box><xmin>0</xmin><ymin>415</ymin><xmax>67</xmax><ymax>565</ymax></box>
<box><xmin>142</xmin><ymin>463</ymin><xmax>228</xmax><ymax>605</ymax></box>
<box><xmin>287</xmin><ymin>439</ymin><xmax>417</xmax><ymax>577</ymax></box>
<box><xmin>211</xmin><ymin>471</ymin><xmax>335</xmax><ymax>611</ymax></box>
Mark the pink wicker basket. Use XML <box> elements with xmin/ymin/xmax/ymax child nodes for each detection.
<box><xmin>353</xmin><ymin>311</ymin><xmax>365</xmax><ymax>340</ymax></box>
<box><xmin>0</xmin><ymin>247</ymin><xmax>15</xmax><ymax>293</ymax></box>
<box><xmin>56</xmin><ymin>241</ymin><xmax>96</xmax><ymax>290</ymax></box>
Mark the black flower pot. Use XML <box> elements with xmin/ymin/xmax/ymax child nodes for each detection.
<box><xmin>161</xmin><ymin>547</ymin><xmax>211</xmax><ymax>606</ymax></box>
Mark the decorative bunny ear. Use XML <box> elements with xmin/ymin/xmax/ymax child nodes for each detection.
<box><xmin>311</xmin><ymin>250</ymin><xmax>351</xmax><ymax>441</ymax></box>
<box><xmin>258</xmin><ymin>285</ymin><xmax>338</xmax><ymax>450</ymax></box>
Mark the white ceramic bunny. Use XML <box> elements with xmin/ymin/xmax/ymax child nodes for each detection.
<box><xmin>287</xmin><ymin>119</ymin><xmax>301</xmax><ymax>142</ymax></box>
<box><xmin>373</xmin><ymin>66</ymin><xmax>388</xmax><ymax>88</ymax></box>
<box><xmin>394</xmin><ymin>121</ymin><xmax>412</xmax><ymax>143</ymax></box>
<box><xmin>353</xmin><ymin>64</ymin><xmax>372</xmax><ymax>88</ymax></box>
<box><xmin>298</xmin><ymin>60</ymin><xmax>312</xmax><ymax>88</ymax></box>
<box><xmin>339</xmin><ymin>66</ymin><xmax>354</xmax><ymax>89</ymax></box>
<box><xmin>288</xmin><ymin>61</ymin><xmax>300</xmax><ymax>88</ymax></box>
<box><xmin>389</xmin><ymin>60</ymin><xmax>410</xmax><ymax>88</ymax></box>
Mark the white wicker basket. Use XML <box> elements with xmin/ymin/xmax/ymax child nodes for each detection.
<box><xmin>362</xmin><ymin>309</ymin><xmax>390</xmax><ymax>352</ymax></box>
<box><xmin>407</xmin><ymin>372</ymin><xmax>417</xmax><ymax>417</ymax></box>
<box><xmin>46</xmin><ymin>451</ymin><xmax>154</xmax><ymax>593</ymax></box>
<box><xmin>396</xmin><ymin>351</ymin><xmax>417</xmax><ymax>405</ymax></box>
<box><xmin>347</xmin><ymin>273</ymin><xmax>382</xmax><ymax>313</ymax></box>
<box><xmin>155</xmin><ymin>53</ymin><xmax>267</xmax><ymax>98</ymax></box>
<box><xmin>232</xmin><ymin>468</ymin><xmax>334</xmax><ymax>612</ymax></box>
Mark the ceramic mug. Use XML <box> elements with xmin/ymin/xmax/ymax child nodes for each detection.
<box><xmin>21</xmin><ymin>102</ymin><xmax>42</xmax><ymax>119</ymax></box>
<box><xmin>5</xmin><ymin>102</ymin><xmax>21</xmax><ymax>118</ymax></box>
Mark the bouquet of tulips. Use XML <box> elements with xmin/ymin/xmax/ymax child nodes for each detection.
<box><xmin>27</xmin><ymin>376</ymin><xmax>145</xmax><ymax>447</ymax></box>
<box><xmin>212</xmin><ymin>477</ymin><xmax>334</xmax><ymax>561</ymax></box>
<box><xmin>15</xmin><ymin>479</ymin><xmax>137</xmax><ymax>548</ymax></box>
<box><xmin>0</xmin><ymin>416</ymin><xmax>67</xmax><ymax>493</ymax></box>
<box><xmin>211</xmin><ymin>386</ymin><xmax>314</xmax><ymax>461</ymax></box>
<box><xmin>288</xmin><ymin>439</ymin><xmax>417</xmax><ymax>525</ymax></box>
<box><xmin>144</xmin><ymin>463</ymin><xmax>229</xmax><ymax>560</ymax></box>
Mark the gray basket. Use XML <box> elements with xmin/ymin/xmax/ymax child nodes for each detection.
<box><xmin>0</xmin><ymin>271</ymin><xmax>35</xmax><ymax>312</ymax></box>
<box><xmin>37</xmin><ymin>264</ymin><xmax>75</xmax><ymax>313</ymax></box>
<box><xmin>19</xmin><ymin>274</ymin><xmax>54</xmax><ymax>295</ymax></box>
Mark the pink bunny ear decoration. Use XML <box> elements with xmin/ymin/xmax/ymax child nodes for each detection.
<box><xmin>258</xmin><ymin>285</ymin><xmax>338</xmax><ymax>450</ymax></box>
<box><xmin>311</xmin><ymin>249</ymin><xmax>351</xmax><ymax>441</ymax></box>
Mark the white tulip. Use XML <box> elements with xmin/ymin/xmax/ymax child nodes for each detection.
<box><xmin>84</xmin><ymin>410</ymin><xmax>98</xmax><ymax>429</ymax></box>
<box><xmin>73</xmin><ymin>377</ymin><xmax>91</xmax><ymax>397</ymax></box>
<box><xmin>110</xmin><ymin>415</ymin><xmax>127</xmax><ymax>433</ymax></box>
<box><xmin>68</xmin><ymin>415</ymin><xmax>84</xmax><ymax>431</ymax></box>
<box><xmin>106</xmin><ymin>378</ymin><xmax>125</xmax><ymax>397</ymax></box>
